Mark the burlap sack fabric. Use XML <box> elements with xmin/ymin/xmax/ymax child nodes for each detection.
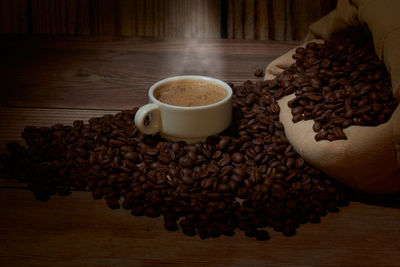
<box><xmin>265</xmin><ymin>0</ymin><xmax>400</xmax><ymax>193</ymax></box>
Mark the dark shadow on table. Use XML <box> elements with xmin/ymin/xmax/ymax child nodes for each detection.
<box><xmin>349</xmin><ymin>189</ymin><xmax>400</xmax><ymax>209</ymax></box>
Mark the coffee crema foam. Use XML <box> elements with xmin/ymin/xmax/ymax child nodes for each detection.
<box><xmin>154</xmin><ymin>79</ymin><xmax>228</xmax><ymax>107</ymax></box>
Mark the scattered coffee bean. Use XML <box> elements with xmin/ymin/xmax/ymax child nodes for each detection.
<box><xmin>254</xmin><ymin>69</ymin><xmax>265</xmax><ymax>77</ymax></box>
<box><xmin>256</xmin><ymin>230</ymin><xmax>270</xmax><ymax>241</ymax></box>
<box><xmin>164</xmin><ymin>220</ymin><xmax>179</xmax><ymax>231</ymax></box>
<box><xmin>106</xmin><ymin>197</ymin><xmax>121</xmax><ymax>210</ymax></box>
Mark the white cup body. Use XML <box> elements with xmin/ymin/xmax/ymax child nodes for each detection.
<box><xmin>134</xmin><ymin>75</ymin><xmax>233</xmax><ymax>144</ymax></box>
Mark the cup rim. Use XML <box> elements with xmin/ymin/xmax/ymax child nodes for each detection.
<box><xmin>148</xmin><ymin>75</ymin><xmax>233</xmax><ymax>110</ymax></box>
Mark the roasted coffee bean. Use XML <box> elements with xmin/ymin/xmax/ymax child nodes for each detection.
<box><xmin>217</xmin><ymin>183</ymin><xmax>230</xmax><ymax>193</ymax></box>
<box><xmin>201</xmin><ymin>178</ymin><xmax>213</xmax><ymax>189</ymax></box>
<box><xmin>231</xmin><ymin>152</ymin><xmax>244</xmax><ymax>164</ymax></box>
<box><xmin>122</xmin><ymin>197</ymin><xmax>135</xmax><ymax>210</ymax></box>
<box><xmin>292</xmin><ymin>114</ymin><xmax>304</xmax><ymax>123</ymax></box>
<box><xmin>255</xmin><ymin>230</ymin><xmax>270</xmax><ymax>241</ymax></box>
<box><xmin>333</xmin><ymin>127</ymin><xmax>346</xmax><ymax>139</ymax></box>
<box><xmin>315</xmin><ymin>130</ymin><xmax>328</xmax><ymax>141</ymax></box>
<box><xmin>295</xmin><ymin>157</ymin><xmax>305</xmax><ymax>168</ymax></box>
<box><xmin>164</xmin><ymin>220</ymin><xmax>179</xmax><ymax>231</ymax></box>
<box><xmin>270</xmin><ymin>103</ymin><xmax>280</xmax><ymax>114</ymax></box>
<box><xmin>217</xmin><ymin>136</ymin><xmax>230</xmax><ymax>150</ymax></box>
<box><xmin>285</xmin><ymin>158</ymin><xmax>296</xmax><ymax>169</ymax></box>
<box><xmin>245</xmin><ymin>227</ymin><xmax>257</xmax><ymax>237</ymax></box>
<box><xmin>171</xmin><ymin>142</ymin><xmax>181</xmax><ymax>153</ymax></box>
<box><xmin>291</xmin><ymin>106</ymin><xmax>305</xmax><ymax>115</ymax></box>
<box><xmin>282</xmin><ymin>225</ymin><xmax>296</xmax><ymax>237</ymax></box>
<box><xmin>254</xmin><ymin>69</ymin><xmax>264</xmax><ymax>77</ymax></box>
<box><xmin>158</xmin><ymin>152</ymin><xmax>171</xmax><ymax>164</ymax></box>
<box><xmin>124</xmin><ymin>152</ymin><xmax>138</xmax><ymax>161</ymax></box>
<box><xmin>145</xmin><ymin>207</ymin><xmax>160</xmax><ymax>218</ymax></box>
<box><xmin>92</xmin><ymin>188</ymin><xmax>104</xmax><ymax>200</ymax></box>
<box><xmin>179</xmin><ymin>157</ymin><xmax>194</xmax><ymax>168</ymax></box>
<box><xmin>34</xmin><ymin>190</ymin><xmax>50</xmax><ymax>201</ymax></box>
<box><xmin>218</xmin><ymin>154</ymin><xmax>231</xmax><ymax>166</ymax></box>
<box><xmin>312</xmin><ymin>122</ymin><xmax>322</xmax><ymax>132</ymax></box>
<box><xmin>131</xmin><ymin>206</ymin><xmax>145</xmax><ymax>216</ymax></box>
<box><xmin>286</xmin><ymin>199</ymin><xmax>298</xmax><ymax>209</ymax></box>
<box><xmin>342</xmin><ymin>120</ymin><xmax>353</xmax><ymax>128</ymax></box>
<box><xmin>106</xmin><ymin>197</ymin><xmax>120</xmax><ymax>209</ymax></box>
<box><xmin>181</xmin><ymin>175</ymin><xmax>194</xmax><ymax>185</ymax></box>
<box><xmin>57</xmin><ymin>186</ymin><xmax>71</xmax><ymax>196</ymax></box>
<box><xmin>308</xmin><ymin>213</ymin><xmax>321</xmax><ymax>223</ymax></box>
<box><xmin>207</xmin><ymin>162</ymin><xmax>220</xmax><ymax>173</ymax></box>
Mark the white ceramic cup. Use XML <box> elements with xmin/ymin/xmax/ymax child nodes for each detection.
<box><xmin>134</xmin><ymin>75</ymin><xmax>233</xmax><ymax>144</ymax></box>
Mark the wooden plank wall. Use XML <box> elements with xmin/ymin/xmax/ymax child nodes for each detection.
<box><xmin>0</xmin><ymin>0</ymin><xmax>336</xmax><ymax>41</ymax></box>
<box><xmin>227</xmin><ymin>0</ymin><xmax>336</xmax><ymax>40</ymax></box>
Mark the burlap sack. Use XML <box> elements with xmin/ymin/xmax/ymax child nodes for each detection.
<box><xmin>265</xmin><ymin>0</ymin><xmax>400</xmax><ymax>194</ymax></box>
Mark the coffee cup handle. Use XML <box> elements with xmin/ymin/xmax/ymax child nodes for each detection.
<box><xmin>134</xmin><ymin>103</ymin><xmax>161</xmax><ymax>135</ymax></box>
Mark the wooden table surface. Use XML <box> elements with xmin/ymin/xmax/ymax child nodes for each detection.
<box><xmin>0</xmin><ymin>36</ymin><xmax>399</xmax><ymax>267</ymax></box>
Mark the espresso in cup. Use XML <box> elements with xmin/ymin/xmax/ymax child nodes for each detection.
<box><xmin>134</xmin><ymin>75</ymin><xmax>233</xmax><ymax>144</ymax></box>
<box><xmin>154</xmin><ymin>79</ymin><xmax>228</xmax><ymax>107</ymax></box>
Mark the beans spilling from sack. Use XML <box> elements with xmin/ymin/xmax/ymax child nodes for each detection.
<box><xmin>266</xmin><ymin>40</ymin><xmax>397</xmax><ymax>141</ymax></box>
<box><xmin>0</xmin><ymin>80</ymin><xmax>348</xmax><ymax>240</ymax></box>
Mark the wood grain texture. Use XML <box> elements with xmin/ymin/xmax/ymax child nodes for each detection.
<box><xmin>76</xmin><ymin>0</ymin><xmax>90</xmax><ymax>35</ymax></box>
<box><xmin>90</xmin><ymin>0</ymin><xmax>117</xmax><ymax>36</ymax></box>
<box><xmin>136</xmin><ymin>0</ymin><xmax>146</xmax><ymax>36</ymax></box>
<box><xmin>255</xmin><ymin>0</ymin><xmax>269</xmax><ymax>40</ymax></box>
<box><xmin>65</xmin><ymin>0</ymin><xmax>77</xmax><ymax>35</ymax></box>
<box><xmin>0</xmin><ymin>36</ymin><xmax>299</xmax><ymax>110</ymax></box>
<box><xmin>0</xmin><ymin>0</ymin><xmax>336</xmax><ymax>40</ymax></box>
<box><xmin>0</xmin><ymin>35</ymin><xmax>399</xmax><ymax>266</ymax></box>
<box><xmin>0</xmin><ymin>0</ymin><xmax>28</xmax><ymax>34</ymax></box>
<box><xmin>227</xmin><ymin>0</ymin><xmax>337</xmax><ymax>41</ymax></box>
<box><xmin>289</xmin><ymin>0</ymin><xmax>336</xmax><ymax>41</ymax></box>
<box><xmin>244</xmin><ymin>0</ymin><xmax>255</xmax><ymax>39</ymax></box>
<box><xmin>31</xmin><ymin>0</ymin><xmax>49</xmax><ymax>34</ymax></box>
<box><xmin>270</xmin><ymin>0</ymin><xmax>286</xmax><ymax>40</ymax></box>
<box><xmin>0</xmin><ymin>190</ymin><xmax>399</xmax><ymax>266</ymax></box>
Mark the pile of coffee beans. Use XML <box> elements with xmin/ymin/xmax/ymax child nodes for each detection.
<box><xmin>254</xmin><ymin>69</ymin><xmax>265</xmax><ymax>77</ymax></box>
<box><xmin>271</xmin><ymin>40</ymin><xmax>397</xmax><ymax>141</ymax></box>
<box><xmin>0</xmin><ymin>80</ymin><xmax>349</xmax><ymax>240</ymax></box>
<box><xmin>3</xmin><ymin>37</ymin><xmax>395</xmax><ymax>240</ymax></box>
